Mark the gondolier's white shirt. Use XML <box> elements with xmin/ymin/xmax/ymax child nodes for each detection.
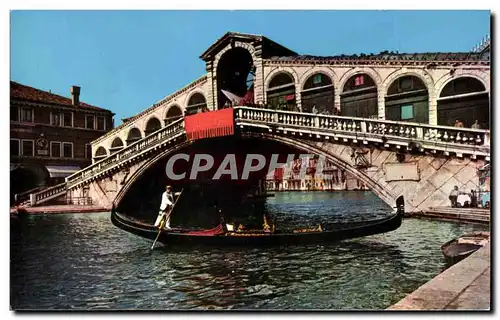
<box><xmin>159</xmin><ymin>191</ymin><xmax>173</xmax><ymax>211</ymax></box>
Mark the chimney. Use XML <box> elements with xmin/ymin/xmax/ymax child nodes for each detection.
<box><xmin>71</xmin><ymin>86</ymin><xmax>81</xmax><ymax>105</ymax></box>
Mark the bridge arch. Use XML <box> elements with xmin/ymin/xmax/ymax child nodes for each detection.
<box><xmin>144</xmin><ymin>116</ymin><xmax>162</xmax><ymax>136</ymax></box>
<box><xmin>340</xmin><ymin>72</ymin><xmax>379</xmax><ymax>118</ymax></box>
<box><xmin>436</xmin><ymin>76</ymin><xmax>490</xmax><ymax>128</ymax></box>
<box><xmin>126</xmin><ymin>127</ymin><xmax>142</xmax><ymax>145</ymax></box>
<box><xmin>300</xmin><ymin>71</ymin><xmax>336</xmax><ymax>114</ymax></box>
<box><xmin>265</xmin><ymin>70</ymin><xmax>298</xmax><ymax>112</ymax></box>
<box><xmin>241</xmin><ymin>133</ymin><xmax>398</xmax><ymax>207</ymax></box>
<box><xmin>113</xmin><ymin>134</ymin><xmax>401</xmax><ymax>210</ymax></box>
<box><xmin>164</xmin><ymin>104</ymin><xmax>183</xmax><ymax>125</ymax></box>
<box><xmin>113</xmin><ymin>140</ymin><xmax>191</xmax><ymax>207</ymax></box>
<box><xmin>384</xmin><ymin>72</ymin><xmax>431</xmax><ymax>124</ymax></box>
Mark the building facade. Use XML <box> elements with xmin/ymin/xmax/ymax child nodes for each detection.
<box><xmin>89</xmin><ymin>32</ymin><xmax>490</xmax><ymax>157</ymax></box>
<box><xmin>265</xmin><ymin>156</ymin><xmax>369</xmax><ymax>192</ymax></box>
<box><xmin>10</xmin><ymin>81</ymin><xmax>114</xmax><ymax>203</ymax></box>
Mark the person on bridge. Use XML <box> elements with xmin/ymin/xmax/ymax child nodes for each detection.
<box><xmin>312</xmin><ymin>105</ymin><xmax>318</xmax><ymax>114</ymax></box>
<box><xmin>154</xmin><ymin>185</ymin><xmax>174</xmax><ymax>229</ymax></box>
<box><xmin>454</xmin><ymin>119</ymin><xmax>464</xmax><ymax>128</ymax></box>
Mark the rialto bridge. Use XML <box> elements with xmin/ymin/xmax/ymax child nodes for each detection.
<box><xmin>25</xmin><ymin>32</ymin><xmax>490</xmax><ymax>213</ymax></box>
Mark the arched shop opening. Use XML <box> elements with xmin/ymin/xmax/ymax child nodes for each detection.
<box><xmin>94</xmin><ymin>146</ymin><xmax>108</xmax><ymax>161</ymax></box>
<box><xmin>144</xmin><ymin>117</ymin><xmax>162</xmax><ymax>136</ymax></box>
<box><xmin>437</xmin><ymin>77</ymin><xmax>489</xmax><ymax>129</ymax></box>
<box><xmin>385</xmin><ymin>75</ymin><xmax>429</xmax><ymax>124</ymax></box>
<box><xmin>126</xmin><ymin>127</ymin><xmax>142</xmax><ymax>145</ymax></box>
<box><xmin>185</xmin><ymin>93</ymin><xmax>207</xmax><ymax>116</ymax></box>
<box><xmin>340</xmin><ymin>73</ymin><xmax>378</xmax><ymax>118</ymax></box>
<box><xmin>165</xmin><ymin>105</ymin><xmax>183</xmax><ymax>125</ymax></box>
<box><xmin>301</xmin><ymin>73</ymin><xmax>335</xmax><ymax>114</ymax></box>
<box><xmin>266</xmin><ymin>72</ymin><xmax>297</xmax><ymax>112</ymax></box>
<box><xmin>110</xmin><ymin>137</ymin><xmax>124</xmax><ymax>154</ymax></box>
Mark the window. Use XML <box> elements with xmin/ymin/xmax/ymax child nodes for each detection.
<box><xmin>10</xmin><ymin>139</ymin><xmax>20</xmax><ymax>156</ymax></box>
<box><xmin>51</xmin><ymin>112</ymin><xmax>61</xmax><ymax>126</ymax></box>
<box><xmin>21</xmin><ymin>107</ymin><xmax>33</xmax><ymax>123</ymax></box>
<box><xmin>10</xmin><ymin>106</ymin><xmax>19</xmax><ymax>122</ymax></box>
<box><xmin>62</xmin><ymin>142</ymin><xmax>73</xmax><ymax>158</ymax></box>
<box><xmin>21</xmin><ymin>140</ymin><xmax>34</xmax><ymax>157</ymax></box>
<box><xmin>354</xmin><ymin>75</ymin><xmax>364</xmax><ymax>86</ymax></box>
<box><xmin>62</xmin><ymin>112</ymin><xmax>73</xmax><ymax>127</ymax></box>
<box><xmin>51</xmin><ymin>142</ymin><xmax>61</xmax><ymax>158</ymax></box>
<box><xmin>97</xmin><ymin>116</ymin><xmax>105</xmax><ymax>131</ymax></box>
<box><xmin>85</xmin><ymin>144</ymin><xmax>92</xmax><ymax>159</ymax></box>
<box><xmin>86</xmin><ymin>115</ymin><xmax>95</xmax><ymax>129</ymax></box>
<box><xmin>401</xmin><ymin>105</ymin><xmax>414</xmax><ymax>120</ymax></box>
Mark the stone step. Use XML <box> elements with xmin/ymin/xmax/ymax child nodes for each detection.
<box><xmin>428</xmin><ymin>207</ymin><xmax>490</xmax><ymax>216</ymax></box>
<box><xmin>415</xmin><ymin>211</ymin><xmax>489</xmax><ymax>224</ymax></box>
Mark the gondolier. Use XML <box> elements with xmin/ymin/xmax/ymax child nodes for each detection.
<box><xmin>154</xmin><ymin>185</ymin><xmax>174</xmax><ymax>229</ymax></box>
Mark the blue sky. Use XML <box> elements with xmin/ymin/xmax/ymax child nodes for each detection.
<box><xmin>10</xmin><ymin>10</ymin><xmax>490</xmax><ymax>124</ymax></box>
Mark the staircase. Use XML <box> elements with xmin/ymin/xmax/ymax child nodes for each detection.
<box><xmin>25</xmin><ymin>118</ymin><xmax>185</xmax><ymax>207</ymax></box>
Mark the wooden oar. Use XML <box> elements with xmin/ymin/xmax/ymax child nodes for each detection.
<box><xmin>151</xmin><ymin>188</ymin><xmax>184</xmax><ymax>250</ymax></box>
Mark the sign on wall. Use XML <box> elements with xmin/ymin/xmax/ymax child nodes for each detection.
<box><xmin>36</xmin><ymin>134</ymin><xmax>49</xmax><ymax>156</ymax></box>
<box><xmin>384</xmin><ymin>162</ymin><xmax>420</xmax><ymax>182</ymax></box>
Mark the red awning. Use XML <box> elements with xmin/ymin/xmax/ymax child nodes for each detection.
<box><xmin>184</xmin><ymin>108</ymin><xmax>235</xmax><ymax>141</ymax></box>
<box><xmin>285</xmin><ymin>94</ymin><xmax>295</xmax><ymax>101</ymax></box>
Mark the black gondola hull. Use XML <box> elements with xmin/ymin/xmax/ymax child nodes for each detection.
<box><xmin>111</xmin><ymin>196</ymin><xmax>405</xmax><ymax>247</ymax></box>
<box><xmin>441</xmin><ymin>232</ymin><xmax>490</xmax><ymax>266</ymax></box>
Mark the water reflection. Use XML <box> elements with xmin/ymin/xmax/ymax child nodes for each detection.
<box><xmin>10</xmin><ymin>191</ymin><xmax>488</xmax><ymax>310</ymax></box>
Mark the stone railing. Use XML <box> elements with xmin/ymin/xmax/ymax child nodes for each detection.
<box><xmin>65</xmin><ymin>118</ymin><xmax>185</xmax><ymax>188</ymax></box>
<box><xmin>234</xmin><ymin>107</ymin><xmax>490</xmax><ymax>158</ymax></box>
<box><xmin>30</xmin><ymin>182</ymin><xmax>67</xmax><ymax>206</ymax></box>
<box><xmin>15</xmin><ymin>186</ymin><xmax>43</xmax><ymax>205</ymax></box>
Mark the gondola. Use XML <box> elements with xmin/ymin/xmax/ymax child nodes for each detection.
<box><xmin>441</xmin><ymin>232</ymin><xmax>490</xmax><ymax>266</ymax></box>
<box><xmin>111</xmin><ymin>196</ymin><xmax>405</xmax><ymax>247</ymax></box>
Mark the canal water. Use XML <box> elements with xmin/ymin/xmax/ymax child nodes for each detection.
<box><xmin>10</xmin><ymin>191</ymin><xmax>488</xmax><ymax>310</ymax></box>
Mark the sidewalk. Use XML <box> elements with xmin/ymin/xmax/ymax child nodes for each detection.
<box><xmin>11</xmin><ymin>204</ymin><xmax>109</xmax><ymax>215</ymax></box>
<box><xmin>387</xmin><ymin>244</ymin><xmax>490</xmax><ymax>310</ymax></box>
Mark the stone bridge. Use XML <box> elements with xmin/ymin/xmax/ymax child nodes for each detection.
<box><xmin>29</xmin><ymin>107</ymin><xmax>489</xmax><ymax>213</ymax></box>
<box><xmin>25</xmin><ymin>31</ymin><xmax>490</xmax><ymax>213</ymax></box>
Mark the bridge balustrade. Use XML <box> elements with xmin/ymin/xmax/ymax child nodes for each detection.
<box><xmin>29</xmin><ymin>118</ymin><xmax>185</xmax><ymax>205</ymax></box>
<box><xmin>234</xmin><ymin>107</ymin><xmax>490</xmax><ymax>155</ymax></box>
<box><xmin>31</xmin><ymin>182</ymin><xmax>67</xmax><ymax>206</ymax></box>
<box><xmin>65</xmin><ymin>118</ymin><xmax>185</xmax><ymax>187</ymax></box>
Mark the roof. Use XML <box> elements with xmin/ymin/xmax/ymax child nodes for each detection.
<box><xmin>472</xmin><ymin>35</ymin><xmax>490</xmax><ymax>53</ymax></box>
<box><xmin>200</xmin><ymin>31</ymin><xmax>298</xmax><ymax>61</ymax></box>
<box><xmin>201</xmin><ymin>32</ymin><xmax>489</xmax><ymax>66</ymax></box>
<box><xmin>10</xmin><ymin>81</ymin><xmax>113</xmax><ymax>113</ymax></box>
<box><xmin>266</xmin><ymin>51</ymin><xmax>490</xmax><ymax>65</ymax></box>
